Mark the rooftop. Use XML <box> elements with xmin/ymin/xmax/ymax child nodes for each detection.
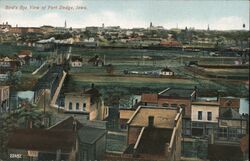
<box><xmin>17</xmin><ymin>50</ymin><xmax>32</xmax><ymax>56</ymax></box>
<box><xmin>7</xmin><ymin>128</ymin><xmax>76</xmax><ymax>153</ymax></box>
<box><xmin>161</xmin><ymin>66</ymin><xmax>173</xmax><ymax>72</ymax></box>
<box><xmin>127</xmin><ymin>106</ymin><xmax>179</xmax><ymax>129</ymax></box>
<box><xmin>48</xmin><ymin>116</ymin><xmax>83</xmax><ymax>130</ymax></box>
<box><xmin>77</xmin><ymin>126</ymin><xmax>106</xmax><ymax>144</ymax></box>
<box><xmin>71</xmin><ymin>55</ymin><xmax>82</xmax><ymax>62</ymax></box>
<box><xmin>141</xmin><ymin>93</ymin><xmax>158</xmax><ymax>103</ymax></box>
<box><xmin>65</xmin><ymin>87</ymin><xmax>100</xmax><ymax>97</ymax></box>
<box><xmin>220</xmin><ymin>108</ymin><xmax>243</xmax><ymax>120</ymax></box>
<box><xmin>192</xmin><ymin>101</ymin><xmax>219</xmax><ymax>106</ymax></box>
<box><xmin>159</xmin><ymin>88</ymin><xmax>195</xmax><ymax>98</ymax></box>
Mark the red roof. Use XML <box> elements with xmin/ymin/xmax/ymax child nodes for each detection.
<box><xmin>7</xmin><ymin>128</ymin><xmax>76</xmax><ymax>153</ymax></box>
<box><xmin>141</xmin><ymin>94</ymin><xmax>158</xmax><ymax>103</ymax></box>
<box><xmin>17</xmin><ymin>50</ymin><xmax>32</xmax><ymax>57</ymax></box>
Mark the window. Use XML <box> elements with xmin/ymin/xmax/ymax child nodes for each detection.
<box><xmin>218</xmin><ymin>128</ymin><xmax>228</xmax><ymax>138</ymax></box>
<box><xmin>162</xmin><ymin>103</ymin><xmax>169</xmax><ymax>107</ymax></box>
<box><xmin>69</xmin><ymin>102</ymin><xmax>72</xmax><ymax>110</ymax></box>
<box><xmin>83</xmin><ymin>103</ymin><xmax>86</xmax><ymax>111</ymax></box>
<box><xmin>76</xmin><ymin>103</ymin><xmax>79</xmax><ymax>110</ymax></box>
<box><xmin>81</xmin><ymin>151</ymin><xmax>88</xmax><ymax>161</ymax></box>
<box><xmin>207</xmin><ymin>112</ymin><xmax>212</xmax><ymax>121</ymax></box>
<box><xmin>198</xmin><ymin>111</ymin><xmax>202</xmax><ymax>120</ymax></box>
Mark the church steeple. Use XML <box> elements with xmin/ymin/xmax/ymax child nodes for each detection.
<box><xmin>207</xmin><ymin>24</ymin><xmax>210</xmax><ymax>31</ymax></box>
<box><xmin>64</xmin><ymin>20</ymin><xmax>67</xmax><ymax>28</ymax></box>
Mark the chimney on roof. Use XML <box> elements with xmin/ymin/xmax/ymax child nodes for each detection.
<box><xmin>194</xmin><ymin>86</ymin><xmax>197</xmax><ymax>100</ymax></box>
<box><xmin>91</xmin><ymin>83</ymin><xmax>94</xmax><ymax>89</ymax></box>
<box><xmin>216</xmin><ymin>91</ymin><xmax>220</xmax><ymax>102</ymax></box>
<box><xmin>148</xmin><ymin>116</ymin><xmax>154</xmax><ymax>128</ymax></box>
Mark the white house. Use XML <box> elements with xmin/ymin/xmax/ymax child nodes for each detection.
<box><xmin>191</xmin><ymin>101</ymin><xmax>219</xmax><ymax>123</ymax></box>
<box><xmin>70</xmin><ymin>56</ymin><xmax>82</xmax><ymax>67</ymax></box>
<box><xmin>191</xmin><ymin>101</ymin><xmax>219</xmax><ymax>136</ymax></box>
<box><xmin>160</xmin><ymin>67</ymin><xmax>174</xmax><ymax>76</ymax></box>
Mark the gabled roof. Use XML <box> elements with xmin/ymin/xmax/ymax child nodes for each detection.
<box><xmin>48</xmin><ymin>116</ymin><xmax>83</xmax><ymax>130</ymax></box>
<box><xmin>71</xmin><ymin>56</ymin><xmax>82</xmax><ymax>62</ymax></box>
<box><xmin>220</xmin><ymin>108</ymin><xmax>243</xmax><ymax>120</ymax></box>
<box><xmin>161</xmin><ymin>67</ymin><xmax>173</xmax><ymax>72</ymax></box>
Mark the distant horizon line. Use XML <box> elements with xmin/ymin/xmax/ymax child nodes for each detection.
<box><xmin>1</xmin><ymin>21</ymin><xmax>249</xmax><ymax>31</ymax></box>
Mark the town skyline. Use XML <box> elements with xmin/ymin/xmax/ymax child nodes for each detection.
<box><xmin>0</xmin><ymin>0</ymin><xmax>249</xmax><ymax>30</ymax></box>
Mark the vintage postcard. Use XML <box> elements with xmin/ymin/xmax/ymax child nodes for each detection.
<box><xmin>0</xmin><ymin>0</ymin><xmax>249</xmax><ymax>161</ymax></box>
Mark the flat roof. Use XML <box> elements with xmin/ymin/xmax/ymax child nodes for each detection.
<box><xmin>127</xmin><ymin>107</ymin><xmax>178</xmax><ymax>129</ymax></box>
<box><xmin>192</xmin><ymin>101</ymin><xmax>219</xmax><ymax>106</ymax></box>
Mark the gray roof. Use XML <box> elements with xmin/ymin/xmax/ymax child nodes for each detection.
<box><xmin>78</xmin><ymin>126</ymin><xmax>106</xmax><ymax>144</ymax></box>
<box><xmin>159</xmin><ymin>88</ymin><xmax>195</xmax><ymax>98</ymax></box>
<box><xmin>221</xmin><ymin>108</ymin><xmax>242</xmax><ymax>120</ymax></box>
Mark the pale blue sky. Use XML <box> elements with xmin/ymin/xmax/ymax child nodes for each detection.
<box><xmin>0</xmin><ymin>0</ymin><xmax>249</xmax><ymax>30</ymax></box>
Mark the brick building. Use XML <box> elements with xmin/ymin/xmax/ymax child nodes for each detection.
<box><xmin>120</xmin><ymin>106</ymin><xmax>183</xmax><ymax>161</ymax></box>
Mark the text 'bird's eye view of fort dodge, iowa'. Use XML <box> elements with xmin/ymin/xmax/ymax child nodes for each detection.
<box><xmin>0</xmin><ymin>0</ymin><xmax>249</xmax><ymax>161</ymax></box>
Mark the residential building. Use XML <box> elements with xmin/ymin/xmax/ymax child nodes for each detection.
<box><xmin>64</xmin><ymin>85</ymin><xmax>108</xmax><ymax>121</ymax></box>
<box><xmin>141</xmin><ymin>88</ymin><xmax>196</xmax><ymax>136</ymax></box>
<box><xmin>7</xmin><ymin>128</ymin><xmax>77</xmax><ymax>161</ymax></box>
<box><xmin>215</xmin><ymin>108</ymin><xmax>248</xmax><ymax>141</ymax></box>
<box><xmin>191</xmin><ymin>101</ymin><xmax>219</xmax><ymax>136</ymax></box>
<box><xmin>219</xmin><ymin>97</ymin><xmax>240</xmax><ymax>115</ymax></box>
<box><xmin>0</xmin><ymin>86</ymin><xmax>10</xmax><ymax>113</ymax></box>
<box><xmin>119</xmin><ymin>108</ymin><xmax>136</xmax><ymax>130</ymax></box>
<box><xmin>88</xmin><ymin>55</ymin><xmax>104</xmax><ymax>66</ymax></box>
<box><xmin>70</xmin><ymin>56</ymin><xmax>83</xmax><ymax>67</ymax></box>
<box><xmin>160</xmin><ymin>66</ymin><xmax>174</xmax><ymax>76</ymax></box>
<box><xmin>9</xmin><ymin>27</ymin><xmax>42</xmax><ymax>34</ymax></box>
<box><xmin>122</xmin><ymin>106</ymin><xmax>182</xmax><ymax>161</ymax></box>
<box><xmin>77</xmin><ymin>126</ymin><xmax>106</xmax><ymax>161</ymax></box>
<box><xmin>17</xmin><ymin>50</ymin><xmax>32</xmax><ymax>59</ymax></box>
<box><xmin>7</xmin><ymin>116</ymin><xmax>107</xmax><ymax>161</ymax></box>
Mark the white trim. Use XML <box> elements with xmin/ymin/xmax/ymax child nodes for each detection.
<box><xmin>134</xmin><ymin>127</ymin><xmax>145</xmax><ymax>150</ymax></box>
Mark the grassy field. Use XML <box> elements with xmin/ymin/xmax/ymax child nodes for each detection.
<box><xmin>0</xmin><ymin>44</ymin><xmax>248</xmax><ymax>100</ymax></box>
